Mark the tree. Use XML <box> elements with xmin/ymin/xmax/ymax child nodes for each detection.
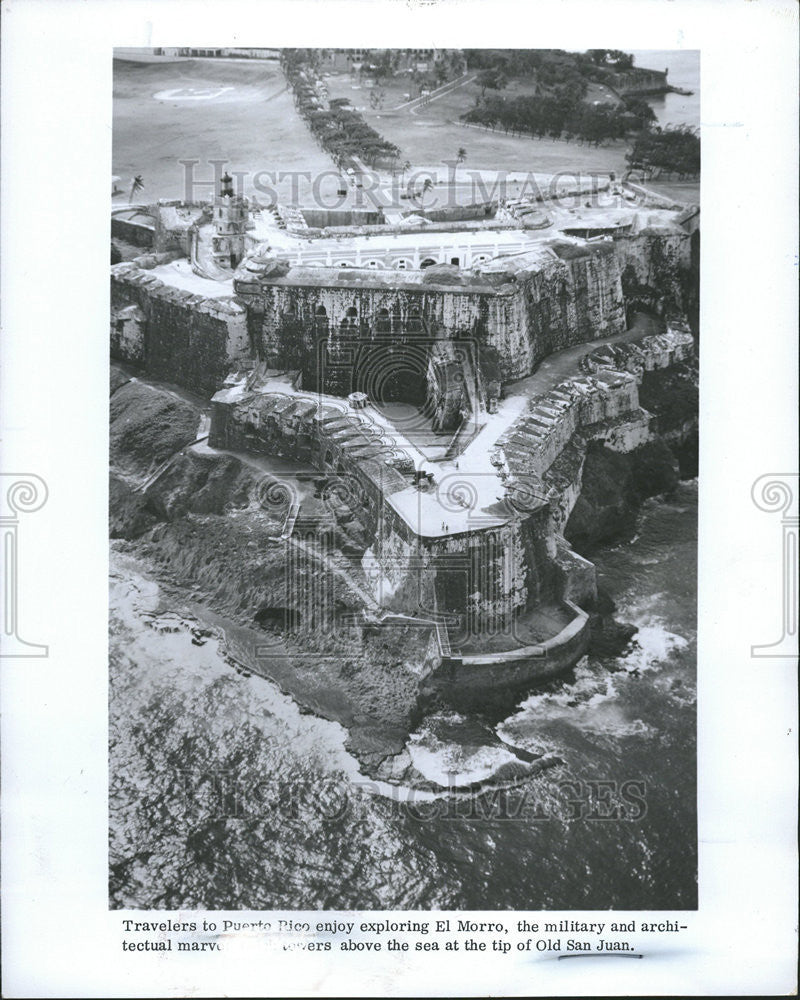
<box><xmin>448</xmin><ymin>147</ymin><xmax>468</xmax><ymax>186</ymax></box>
<box><xmin>477</xmin><ymin>67</ymin><xmax>508</xmax><ymax>96</ymax></box>
<box><xmin>607</xmin><ymin>49</ymin><xmax>634</xmax><ymax>71</ymax></box>
<box><xmin>622</xmin><ymin>96</ymin><xmax>657</xmax><ymax>130</ymax></box>
<box><xmin>587</xmin><ymin>49</ymin><xmax>609</xmax><ymax>66</ymax></box>
<box><xmin>626</xmin><ymin>124</ymin><xmax>700</xmax><ymax>178</ymax></box>
<box><xmin>129</xmin><ymin>175</ymin><xmax>144</xmax><ymax>203</ymax></box>
<box><xmin>414</xmin><ymin>177</ymin><xmax>434</xmax><ymax>206</ymax></box>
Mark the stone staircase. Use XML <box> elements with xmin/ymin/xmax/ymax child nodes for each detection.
<box><xmin>496</xmin><ymin>325</ymin><xmax>695</xmax><ymax>483</ymax></box>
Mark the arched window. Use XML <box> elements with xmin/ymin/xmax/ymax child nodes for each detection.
<box><xmin>376</xmin><ymin>307</ymin><xmax>390</xmax><ymax>334</ymax></box>
<box><xmin>420</xmin><ymin>258</ymin><xmax>437</xmax><ymax>269</ymax></box>
<box><xmin>408</xmin><ymin>306</ymin><xmax>423</xmax><ymax>333</ymax></box>
<box><xmin>314</xmin><ymin>305</ymin><xmax>327</xmax><ymax>332</ymax></box>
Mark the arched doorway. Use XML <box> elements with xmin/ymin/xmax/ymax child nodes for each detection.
<box><xmin>340</xmin><ymin>306</ymin><xmax>359</xmax><ymax>331</ymax></box>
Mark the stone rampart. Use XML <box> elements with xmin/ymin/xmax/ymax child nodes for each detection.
<box><xmin>110</xmin><ymin>263</ymin><xmax>249</xmax><ymax>394</ymax></box>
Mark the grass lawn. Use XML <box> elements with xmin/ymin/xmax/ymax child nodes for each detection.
<box><xmin>113</xmin><ymin>57</ymin><xmax>342</xmax><ymax>206</ymax></box>
<box><xmin>323</xmin><ymin>69</ymin><xmax>698</xmax><ymax>204</ymax></box>
<box><xmin>326</xmin><ymin>71</ymin><xmax>630</xmax><ymax>179</ymax></box>
<box><xmin>112</xmin><ymin>56</ymin><xmax>698</xmax><ymax>212</ymax></box>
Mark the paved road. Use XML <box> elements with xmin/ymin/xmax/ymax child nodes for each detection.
<box><xmin>393</xmin><ymin>73</ymin><xmax>476</xmax><ymax>114</ymax></box>
<box><xmin>504</xmin><ymin>312</ymin><xmax>662</xmax><ymax>403</ymax></box>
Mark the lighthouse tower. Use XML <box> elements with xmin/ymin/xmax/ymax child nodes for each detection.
<box><xmin>211</xmin><ymin>172</ymin><xmax>249</xmax><ymax>269</ymax></box>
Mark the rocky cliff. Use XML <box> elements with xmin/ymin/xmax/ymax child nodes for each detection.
<box><xmin>110</xmin><ymin>372</ymin><xmax>439</xmax><ymax>763</ymax></box>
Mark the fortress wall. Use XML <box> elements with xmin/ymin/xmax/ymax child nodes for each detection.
<box><xmin>497</xmin><ymin>378</ymin><xmax>633</xmax><ymax>483</ymax></box>
<box><xmin>484</xmin><ymin>248</ymin><xmax>626</xmax><ymax>381</ymax></box>
<box><xmin>429</xmin><ymin>607</ymin><xmax>591</xmax><ymax>702</ymax></box>
<box><xmin>254</xmin><ymin>284</ymin><xmax>491</xmax><ymax>336</ymax></box>
<box><xmin>246</xmin><ymin>251</ymin><xmax>628</xmax><ymax>391</ymax></box>
<box><xmin>299</xmin><ymin>208</ymin><xmax>385</xmax><ymax>228</ymax></box>
<box><xmin>248</xmin><ymin>283</ymin><xmax>496</xmax><ymax>393</ymax></box>
<box><xmin>369</xmin><ymin>514</ymin><xmax>536</xmax><ymax>627</ymax></box>
<box><xmin>431</xmin><ymin>522</ymin><xmax>530</xmax><ymax>625</ymax></box>
<box><xmin>110</xmin><ymin>305</ymin><xmax>146</xmax><ymax>364</ymax></box>
<box><xmin>579</xmin><ymin>374</ymin><xmax>640</xmax><ymax>421</ymax></box>
<box><xmin>486</xmin><ymin>295</ymin><xmax>535</xmax><ymax>379</ymax></box>
<box><xmin>362</xmin><ymin>514</ymin><xmax>435</xmax><ymax>610</ymax></box>
<box><xmin>110</xmin><ymin>265</ymin><xmax>249</xmax><ymax>394</ymax></box>
<box><xmin>211</xmin><ymin>390</ymin><xmax>409</xmax><ymax>523</ymax></box>
<box><xmin>239</xmin><ymin>233</ymin><xmax>692</xmax><ymax>394</ymax></box>
<box><xmin>616</xmin><ymin>230</ymin><xmax>692</xmax><ymax>313</ymax></box>
<box><xmin>527</xmin><ymin>326</ymin><xmax>695</xmax><ymax>532</ymax></box>
<box><xmin>212</xmin><ymin>389</ymin><xmax>548</xmax><ymax>624</ymax></box>
<box><xmin>111</xmin><ymin>217</ymin><xmax>154</xmax><ymax>248</ymax></box>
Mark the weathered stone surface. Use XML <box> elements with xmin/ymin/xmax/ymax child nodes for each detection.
<box><xmin>110</xmin><ymin>265</ymin><xmax>249</xmax><ymax>394</ymax></box>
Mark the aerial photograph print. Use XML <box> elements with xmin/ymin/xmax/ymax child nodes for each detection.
<box><xmin>108</xmin><ymin>45</ymin><xmax>700</xmax><ymax>912</ymax></box>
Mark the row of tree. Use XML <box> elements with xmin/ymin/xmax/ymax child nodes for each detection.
<box><xmin>282</xmin><ymin>52</ymin><xmax>402</xmax><ymax>170</ymax></box>
<box><xmin>465</xmin><ymin>48</ymin><xmax>637</xmax><ymax>87</ymax></box>
<box><xmin>461</xmin><ymin>92</ymin><xmax>653</xmax><ymax>146</ymax></box>
<box><xmin>461</xmin><ymin>88</ymin><xmax>697</xmax><ymax>175</ymax></box>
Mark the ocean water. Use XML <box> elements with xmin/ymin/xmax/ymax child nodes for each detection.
<box><xmin>403</xmin><ymin>480</ymin><xmax>697</xmax><ymax>910</ymax></box>
<box><xmin>629</xmin><ymin>50</ymin><xmax>701</xmax><ymax>129</ymax></box>
<box><xmin>109</xmin><ymin>480</ymin><xmax>697</xmax><ymax>910</ymax></box>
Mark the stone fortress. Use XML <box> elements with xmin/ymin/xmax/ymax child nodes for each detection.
<box><xmin>111</xmin><ymin>167</ymin><xmax>698</xmax><ymax>695</ymax></box>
